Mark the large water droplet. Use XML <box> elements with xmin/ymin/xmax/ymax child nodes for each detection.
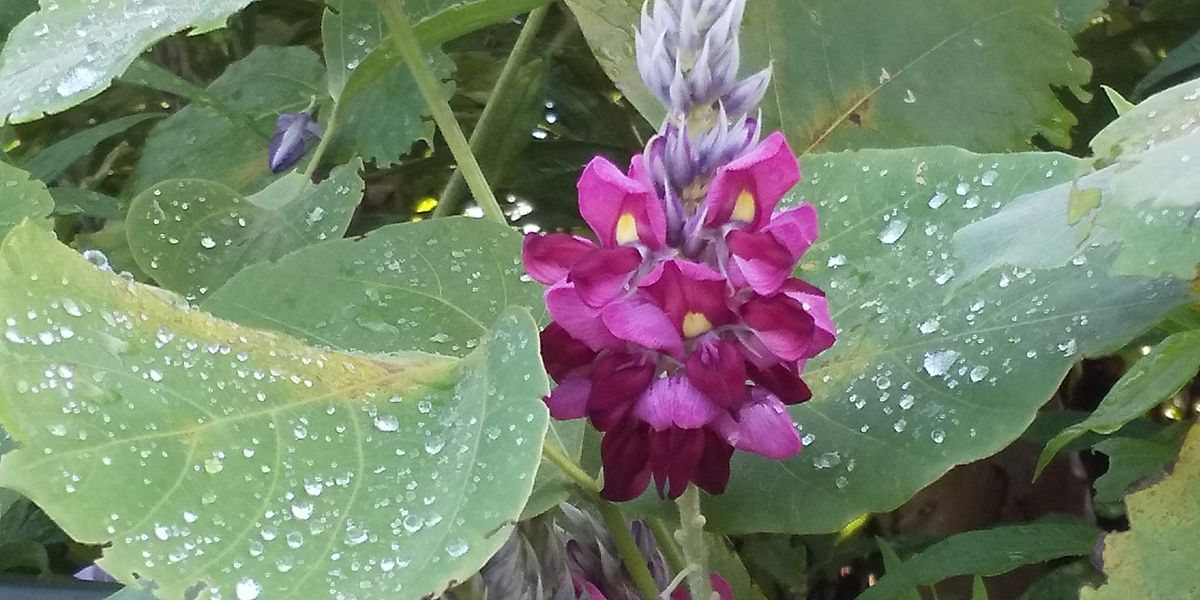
<box><xmin>922</xmin><ymin>350</ymin><xmax>961</xmax><ymax>376</ymax></box>
<box><xmin>878</xmin><ymin>218</ymin><xmax>909</xmax><ymax>245</ymax></box>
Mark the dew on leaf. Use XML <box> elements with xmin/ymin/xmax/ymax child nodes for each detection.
<box><xmin>922</xmin><ymin>350</ymin><xmax>961</xmax><ymax>377</ymax></box>
<box><xmin>878</xmin><ymin>218</ymin><xmax>909</xmax><ymax>244</ymax></box>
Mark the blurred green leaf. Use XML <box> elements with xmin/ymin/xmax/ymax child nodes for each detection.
<box><xmin>129</xmin><ymin>47</ymin><xmax>325</xmax><ymax>195</ymax></box>
<box><xmin>1092</xmin><ymin>433</ymin><xmax>1182</xmax><ymax>508</ymax></box>
<box><xmin>566</xmin><ymin>0</ymin><xmax>1091</xmax><ymax>151</ymax></box>
<box><xmin>1054</xmin><ymin>0</ymin><xmax>1108</xmax><ymax>33</ymax></box>
<box><xmin>49</xmin><ymin>188</ymin><xmax>122</xmax><ymax>220</ymax></box>
<box><xmin>876</xmin><ymin>539</ymin><xmax>921</xmax><ymax>600</ymax></box>
<box><xmin>860</xmin><ymin>519</ymin><xmax>1099</xmax><ymax>600</ymax></box>
<box><xmin>1037</xmin><ymin>330</ymin><xmax>1200</xmax><ymax>474</ymax></box>
<box><xmin>126</xmin><ymin>159</ymin><xmax>364</xmax><ymax>299</ymax></box>
<box><xmin>23</xmin><ymin>114</ymin><xmax>162</xmax><ymax>183</ymax></box>
<box><xmin>0</xmin><ymin>222</ymin><xmax>551</xmax><ymax>599</ymax></box>
<box><xmin>0</xmin><ymin>0</ymin><xmax>255</xmax><ymax>123</ymax></box>
<box><xmin>971</xmin><ymin>575</ymin><xmax>990</xmax><ymax>600</ymax></box>
<box><xmin>1084</xmin><ymin>425</ymin><xmax>1200</xmax><ymax>600</ymax></box>
<box><xmin>1135</xmin><ymin>28</ymin><xmax>1200</xmax><ymax>99</ymax></box>
<box><xmin>0</xmin><ymin>162</ymin><xmax>54</xmax><ymax>237</ymax></box>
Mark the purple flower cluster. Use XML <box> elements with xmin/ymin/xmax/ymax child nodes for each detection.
<box><xmin>522</xmin><ymin>0</ymin><xmax>834</xmax><ymax>501</ymax></box>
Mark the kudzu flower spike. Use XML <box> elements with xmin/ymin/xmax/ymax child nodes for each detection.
<box><xmin>267</xmin><ymin>106</ymin><xmax>323</xmax><ymax>173</ymax></box>
<box><xmin>523</xmin><ymin>0</ymin><xmax>835</xmax><ymax>501</ymax></box>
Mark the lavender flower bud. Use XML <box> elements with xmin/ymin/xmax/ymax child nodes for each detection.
<box><xmin>636</xmin><ymin>0</ymin><xmax>767</xmax><ymax>118</ymax></box>
<box><xmin>267</xmin><ymin>111</ymin><xmax>323</xmax><ymax>173</ymax></box>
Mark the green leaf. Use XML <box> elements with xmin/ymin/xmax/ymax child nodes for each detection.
<box><xmin>0</xmin><ymin>221</ymin><xmax>551</xmax><ymax>599</ymax></box>
<box><xmin>118</xmin><ymin>59</ymin><xmax>264</xmax><ymax>138</ymax></box>
<box><xmin>0</xmin><ymin>0</ymin><xmax>36</xmax><ymax>49</ymax></box>
<box><xmin>128</xmin><ymin>47</ymin><xmax>326</xmax><ymax>195</ymax></box>
<box><xmin>323</xmin><ymin>1</ymin><xmax>457</xmax><ymax>167</ymax></box>
<box><xmin>1134</xmin><ymin>29</ymin><xmax>1200</xmax><ymax>99</ymax></box>
<box><xmin>0</xmin><ymin>162</ymin><xmax>53</xmax><ymax>238</ymax></box>
<box><xmin>201</xmin><ymin>217</ymin><xmax>542</xmax><ymax>356</ymax></box>
<box><xmin>565</xmin><ymin>0</ymin><xmax>1091</xmax><ymax>151</ymax></box>
<box><xmin>1092</xmin><ymin>433</ymin><xmax>1182</xmax><ymax>508</ymax></box>
<box><xmin>859</xmin><ymin>519</ymin><xmax>1099</xmax><ymax>600</ymax></box>
<box><xmin>23</xmin><ymin>114</ymin><xmax>162</xmax><ymax>183</ymax></box>
<box><xmin>0</xmin><ymin>0</ymin><xmax>255</xmax><ymax>123</ymax></box>
<box><xmin>1083</xmin><ymin>425</ymin><xmax>1200</xmax><ymax>600</ymax></box>
<box><xmin>876</xmin><ymin>539</ymin><xmax>921</xmax><ymax>600</ymax></box>
<box><xmin>1037</xmin><ymin>331</ymin><xmax>1200</xmax><ymax>474</ymax></box>
<box><xmin>127</xmin><ymin>159</ymin><xmax>364</xmax><ymax>299</ymax></box>
<box><xmin>707</xmin><ymin>534</ymin><xmax>768</xmax><ymax>600</ymax></box>
<box><xmin>696</xmin><ymin>147</ymin><xmax>1189</xmax><ymax>534</ymax></box>
<box><xmin>1054</xmin><ymin>0</ymin><xmax>1107</xmax><ymax>33</ymax></box>
<box><xmin>521</xmin><ymin>419</ymin><xmax>583</xmax><ymax>520</ymax></box>
<box><xmin>49</xmin><ymin>187</ymin><xmax>122</xmax><ymax>220</ymax></box>
<box><xmin>1018</xmin><ymin>561</ymin><xmax>1102</xmax><ymax>600</ymax></box>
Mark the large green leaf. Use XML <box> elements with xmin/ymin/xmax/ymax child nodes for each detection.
<box><xmin>0</xmin><ymin>0</ymin><xmax>254</xmax><ymax>123</ymax></box>
<box><xmin>1037</xmin><ymin>330</ymin><xmax>1200</xmax><ymax>473</ymax></box>
<box><xmin>861</xmin><ymin>519</ymin><xmax>1099</xmax><ymax>600</ymax></box>
<box><xmin>695</xmin><ymin>147</ymin><xmax>1188</xmax><ymax>534</ymax></box>
<box><xmin>126</xmin><ymin>159</ymin><xmax>365</xmax><ymax>299</ymax></box>
<box><xmin>564</xmin><ymin>0</ymin><xmax>1090</xmax><ymax>151</ymax></box>
<box><xmin>128</xmin><ymin>47</ymin><xmax>326</xmax><ymax>195</ymax></box>
<box><xmin>0</xmin><ymin>221</ymin><xmax>550</xmax><ymax>599</ymax></box>
<box><xmin>202</xmin><ymin>217</ymin><xmax>542</xmax><ymax>356</ymax></box>
<box><xmin>323</xmin><ymin>0</ymin><xmax>455</xmax><ymax>166</ymax></box>
<box><xmin>1083</xmin><ymin>425</ymin><xmax>1200</xmax><ymax>600</ymax></box>
<box><xmin>1092</xmin><ymin>434</ymin><xmax>1181</xmax><ymax>509</ymax></box>
<box><xmin>956</xmin><ymin>76</ymin><xmax>1200</xmax><ymax>280</ymax></box>
<box><xmin>201</xmin><ymin>219</ymin><xmax>579</xmax><ymax>518</ymax></box>
<box><xmin>0</xmin><ymin>162</ymin><xmax>54</xmax><ymax>237</ymax></box>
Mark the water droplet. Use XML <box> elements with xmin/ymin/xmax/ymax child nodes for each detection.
<box><xmin>47</xmin><ymin>423</ymin><xmax>67</xmax><ymax>437</ymax></box>
<box><xmin>446</xmin><ymin>539</ymin><xmax>469</xmax><ymax>558</ymax></box>
<box><xmin>893</xmin><ymin>418</ymin><xmax>908</xmax><ymax>433</ymax></box>
<box><xmin>827</xmin><ymin>254</ymin><xmax>847</xmax><ymax>268</ymax></box>
<box><xmin>928</xmin><ymin>192</ymin><xmax>948</xmax><ymax>209</ymax></box>
<box><xmin>373</xmin><ymin>414</ymin><xmax>399</xmax><ymax>432</ymax></box>
<box><xmin>199</xmin><ymin>236</ymin><xmax>217</xmax><ymax>249</ymax></box>
<box><xmin>918</xmin><ymin>318</ymin><xmax>940</xmax><ymax>334</ymax></box>
<box><xmin>922</xmin><ymin>350</ymin><xmax>961</xmax><ymax>377</ymax></box>
<box><xmin>235</xmin><ymin>578</ymin><xmax>261</xmax><ymax>600</ymax></box>
<box><xmin>878</xmin><ymin>218</ymin><xmax>909</xmax><ymax>244</ymax></box>
<box><xmin>980</xmin><ymin>170</ymin><xmax>999</xmax><ymax>186</ymax></box>
<box><xmin>931</xmin><ymin>430</ymin><xmax>946</xmax><ymax>444</ymax></box>
<box><xmin>291</xmin><ymin>502</ymin><xmax>314</xmax><ymax>520</ymax></box>
<box><xmin>969</xmin><ymin>365</ymin><xmax>990</xmax><ymax>382</ymax></box>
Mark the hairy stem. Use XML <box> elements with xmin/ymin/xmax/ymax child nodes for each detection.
<box><xmin>374</xmin><ymin>0</ymin><xmax>505</xmax><ymax>224</ymax></box>
<box><xmin>541</xmin><ymin>444</ymin><xmax>660</xmax><ymax>600</ymax></box>
<box><xmin>676</xmin><ymin>485</ymin><xmax>715</xmax><ymax>600</ymax></box>
<box><xmin>302</xmin><ymin>101</ymin><xmax>341</xmax><ymax>181</ymax></box>
<box><xmin>433</xmin><ymin>5</ymin><xmax>550</xmax><ymax>218</ymax></box>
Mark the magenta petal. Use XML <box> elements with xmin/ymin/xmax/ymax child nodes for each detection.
<box><xmin>546</xmin><ymin>376</ymin><xmax>590</xmax><ymax>420</ymax></box>
<box><xmin>545</xmin><ymin>283</ymin><xmax>620</xmax><ymax>350</ymax></box>
<box><xmin>641</xmin><ymin>260</ymin><xmax>732</xmax><ymax>331</ymax></box>
<box><xmin>569</xmin><ymin>246</ymin><xmax>642</xmax><ymax>308</ymax></box>
<box><xmin>633</xmin><ymin>375</ymin><xmax>722</xmax><ymax>430</ymax></box>
<box><xmin>742</xmin><ymin>294</ymin><xmax>817</xmax><ymax>362</ymax></box>
<box><xmin>715</xmin><ymin>389</ymin><xmax>802</xmax><ymax>459</ymax></box>
<box><xmin>522</xmin><ymin>233</ymin><xmax>596</xmax><ymax>284</ymax></box>
<box><xmin>748</xmin><ymin>362</ymin><xmax>812</xmax><ymax>406</ymax></box>
<box><xmin>601</xmin><ymin>295</ymin><xmax>683</xmax><ymax>355</ymax></box>
<box><xmin>582</xmin><ymin>582</ymin><xmax>610</xmax><ymax>600</ymax></box>
<box><xmin>577</xmin><ymin>157</ymin><xmax>667</xmax><ymax>248</ymax></box>
<box><xmin>765</xmin><ymin>204</ymin><xmax>820</xmax><ymax>258</ymax></box>
<box><xmin>685</xmin><ymin>340</ymin><xmax>747</xmax><ymax>409</ymax></box>
<box><xmin>782</xmin><ymin>280</ymin><xmax>837</xmax><ymax>355</ymax></box>
<box><xmin>726</xmin><ymin>229</ymin><xmax>793</xmax><ymax>295</ymax></box>
<box><xmin>588</xmin><ymin>354</ymin><xmax>655</xmax><ymax>431</ymax></box>
<box><xmin>703</xmin><ymin>132</ymin><xmax>801</xmax><ymax>230</ymax></box>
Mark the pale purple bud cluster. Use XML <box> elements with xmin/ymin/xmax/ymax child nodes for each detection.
<box><xmin>635</xmin><ymin>0</ymin><xmax>770</xmax><ymax>118</ymax></box>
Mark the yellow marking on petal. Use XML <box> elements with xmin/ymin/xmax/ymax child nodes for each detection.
<box><xmin>615</xmin><ymin>213</ymin><xmax>639</xmax><ymax>245</ymax></box>
<box><xmin>682</xmin><ymin>311</ymin><xmax>713</xmax><ymax>338</ymax></box>
<box><xmin>732</xmin><ymin>189</ymin><xmax>757</xmax><ymax>222</ymax></box>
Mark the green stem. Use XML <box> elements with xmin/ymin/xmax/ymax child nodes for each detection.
<box><xmin>433</xmin><ymin>5</ymin><xmax>550</xmax><ymax>218</ymax></box>
<box><xmin>374</xmin><ymin>0</ymin><xmax>505</xmax><ymax>224</ymax></box>
<box><xmin>649</xmin><ymin>517</ymin><xmax>685</xmax><ymax>574</ymax></box>
<box><xmin>676</xmin><ymin>485</ymin><xmax>715</xmax><ymax>600</ymax></box>
<box><xmin>541</xmin><ymin>444</ymin><xmax>660</xmax><ymax>600</ymax></box>
<box><xmin>303</xmin><ymin>101</ymin><xmax>341</xmax><ymax>181</ymax></box>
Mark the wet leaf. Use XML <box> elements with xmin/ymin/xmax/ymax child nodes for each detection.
<box><xmin>128</xmin><ymin>47</ymin><xmax>325</xmax><ymax>195</ymax></box>
<box><xmin>1092</xmin><ymin>434</ymin><xmax>1181</xmax><ymax>508</ymax></box>
<box><xmin>957</xmin><ymin>77</ymin><xmax>1200</xmax><ymax>280</ymax></box>
<box><xmin>0</xmin><ymin>221</ymin><xmax>550</xmax><ymax>600</ymax></box>
<box><xmin>0</xmin><ymin>0</ymin><xmax>255</xmax><ymax>123</ymax></box>
<box><xmin>565</xmin><ymin>0</ymin><xmax>1090</xmax><ymax>151</ymax></box>
<box><xmin>126</xmin><ymin>159</ymin><xmax>365</xmax><ymax>300</ymax></box>
<box><xmin>1083</xmin><ymin>425</ymin><xmax>1200</xmax><ymax>600</ymax></box>
<box><xmin>0</xmin><ymin>162</ymin><xmax>54</xmax><ymax>237</ymax></box>
<box><xmin>1037</xmin><ymin>330</ymin><xmax>1200</xmax><ymax>473</ymax></box>
<box><xmin>697</xmin><ymin>147</ymin><xmax>1188</xmax><ymax>534</ymax></box>
<box><xmin>323</xmin><ymin>0</ymin><xmax>455</xmax><ymax>167</ymax></box>
<box><xmin>860</xmin><ymin>519</ymin><xmax>1098</xmax><ymax>600</ymax></box>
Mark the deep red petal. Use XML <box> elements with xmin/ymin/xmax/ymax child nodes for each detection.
<box><xmin>765</xmin><ymin>204</ymin><xmax>819</xmax><ymax>259</ymax></box>
<box><xmin>546</xmin><ymin>283</ymin><xmax>621</xmax><ymax>351</ymax></box>
<box><xmin>599</xmin><ymin>421</ymin><xmax>653</xmax><ymax>501</ymax></box>
<box><xmin>741</xmin><ymin>294</ymin><xmax>817</xmax><ymax>362</ymax></box>
<box><xmin>685</xmin><ymin>340</ymin><xmax>748</xmax><ymax>409</ymax></box>
<box><xmin>522</xmin><ymin>233</ymin><xmax>597</xmax><ymax>285</ymax></box>
<box><xmin>633</xmin><ymin>375</ymin><xmax>722</xmax><ymax>431</ymax></box>
<box><xmin>692</xmin><ymin>429</ymin><xmax>734</xmax><ymax>495</ymax></box>
<box><xmin>747</xmin><ymin>362</ymin><xmax>812</xmax><ymax>406</ymax></box>
<box><xmin>540</xmin><ymin>323</ymin><xmax>597</xmax><ymax>381</ymax></box>
<box><xmin>545</xmin><ymin>376</ymin><xmax>590</xmax><ymax>420</ymax></box>
<box><xmin>588</xmin><ymin>354</ymin><xmax>655</xmax><ymax>431</ymax></box>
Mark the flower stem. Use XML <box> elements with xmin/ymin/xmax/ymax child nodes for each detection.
<box><xmin>541</xmin><ymin>444</ymin><xmax>660</xmax><ymax>600</ymax></box>
<box><xmin>649</xmin><ymin>517</ymin><xmax>685</xmax><ymax>573</ymax></box>
<box><xmin>373</xmin><ymin>0</ymin><xmax>505</xmax><ymax>224</ymax></box>
<box><xmin>302</xmin><ymin>100</ymin><xmax>341</xmax><ymax>181</ymax></box>
<box><xmin>433</xmin><ymin>4</ymin><xmax>550</xmax><ymax>218</ymax></box>
<box><xmin>676</xmin><ymin>485</ymin><xmax>715</xmax><ymax>600</ymax></box>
